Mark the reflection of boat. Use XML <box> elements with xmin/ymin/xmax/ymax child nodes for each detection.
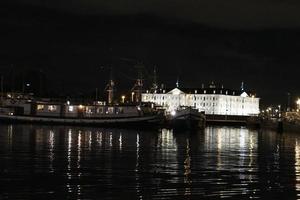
<box><xmin>0</xmin><ymin>100</ymin><xmax>163</xmax><ymax>127</ymax></box>
<box><xmin>165</xmin><ymin>107</ymin><xmax>206</xmax><ymax>130</ymax></box>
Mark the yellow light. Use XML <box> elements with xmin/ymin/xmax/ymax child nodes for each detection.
<box><xmin>121</xmin><ymin>95</ymin><xmax>125</xmax><ymax>103</ymax></box>
<box><xmin>297</xmin><ymin>99</ymin><xmax>300</xmax><ymax>105</ymax></box>
<box><xmin>79</xmin><ymin>105</ymin><xmax>84</xmax><ymax>109</ymax></box>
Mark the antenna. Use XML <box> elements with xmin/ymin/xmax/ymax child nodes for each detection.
<box><xmin>176</xmin><ymin>65</ymin><xmax>181</xmax><ymax>88</ymax></box>
<box><xmin>241</xmin><ymin>81</ymin><xmax>244</xmax><ymax>91</ymax></box>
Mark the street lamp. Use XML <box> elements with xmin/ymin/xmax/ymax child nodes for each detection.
<box><xmin>121</xmin><ymin>95</ymin><xmax>125</xmax><ymax>103</ymax></box>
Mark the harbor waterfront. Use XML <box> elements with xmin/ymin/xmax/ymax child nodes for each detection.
<box><xmin>1</xmin><ymin>124</ymin><xmax>300</xmax><ymax>199</ymax></box>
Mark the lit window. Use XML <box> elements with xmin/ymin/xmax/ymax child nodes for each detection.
<box><xmin>68</xmin><ymin>106</ymin><xmax>74</xmax><ymax>112</ymax></box>
<box><xmin>48</xmin><ymin>105</ymin><xmax>57</xmax><ymax>112</ymax></box>
<box><xmin>37</xmin><ymin>105</ymin><xmax>44</xmax><ymax>110</ymax></box>
<box><xmin>107</xmin><ymin>107</ymin><xmax>114</xmax><ymax>114</ymax></box>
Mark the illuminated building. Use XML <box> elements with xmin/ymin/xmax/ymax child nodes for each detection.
<box><xmin>141</xmin><ymin>82</ymin><xmax>260</xmax><ymax>116</ymax></box>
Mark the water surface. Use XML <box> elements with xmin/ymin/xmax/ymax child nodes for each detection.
<box><xmin>0</xmin><ymin>124</ymin><xmax>299</xmax><ymax>199</ymax></box>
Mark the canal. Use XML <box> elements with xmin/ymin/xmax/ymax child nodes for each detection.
<box><xmin>0</xmin><ymin>124</ymin><xmax>299</xmax><ymax>199</ymax></box>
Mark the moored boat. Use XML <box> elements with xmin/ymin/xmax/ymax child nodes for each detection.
<box><xmin>165</xmin><ymin>106</ymin><xmax>206</xmax><ymax>130</ymax></box>
<box><xmin>0</xmin><ymin>99</ymin><xmax>163</xmax><ymax>127</ymax></box>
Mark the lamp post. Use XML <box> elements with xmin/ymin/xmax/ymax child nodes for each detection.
<box><xmin>121</xmin><ymin>95</ymin><xmax>125</xmax><ymax>104</ymax></box>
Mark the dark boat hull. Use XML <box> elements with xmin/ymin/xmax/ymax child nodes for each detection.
<box><xmin>165</xmin><ymin>108</ymin><xmax>206</xmax><ymax>130</ymax></box>
<box><xmin>0</xmin><ymin>114</ymin><xmax>162</xmax><ymax>128</ymax></box>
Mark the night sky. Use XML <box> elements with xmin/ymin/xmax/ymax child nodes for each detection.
<box><xmin>1</xmin><ymin>0</ymin><xmax>300</xmax><ymax>107</ymax></box>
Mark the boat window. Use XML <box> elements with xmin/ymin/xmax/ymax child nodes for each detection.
<box><xmin>97</xmin><ymin>107</ymin><xmax>103</xmax><ymax>114</ymax></box>
<box><xmin>107</xmin><ymin>107</ymin><xmax>114</xmax><ymax>114</ymax></box>
<box><xmin>68</xmin><ymin>106</ymin><xmax>74</xmax><ymax>112</ymax></box>
<box><xmin>117</xmin><ymin>107</ymin><xmax>124</xmax><ymax>114</ymax></box>
<box><xmin>37</xmin><ymin>105</ymin><xmax>44</xmax><ymax>110</ymax></box>
<box><xmin>48</xmin><ymin>105</ymin><xmax>57</xmax><ymax>112</ymax></box>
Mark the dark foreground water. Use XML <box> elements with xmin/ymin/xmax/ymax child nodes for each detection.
<box><xmin>1</xmin><ymin>125</ymin><xmax>300</xmax><ymax>199</ymax></box>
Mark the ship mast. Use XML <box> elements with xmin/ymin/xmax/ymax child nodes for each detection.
<box><xmin>131</xmin><ymin>62</ymin><xmax>144</xmax><ymax>104</ymax></box>
<box><xmin>105</xmin><ymin>66</ymin><xmax>115</xmax><ymax>105</ymax></box>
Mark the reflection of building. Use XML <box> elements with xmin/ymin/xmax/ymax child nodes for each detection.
<box><xmin>142</xmin><ymin>82</ymin><xmax>260</xmax><ymax>116</ymax></box>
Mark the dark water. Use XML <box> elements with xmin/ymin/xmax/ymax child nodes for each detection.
<box><xmin>1</xmin><ymin>125</ymin><xmax>300</xmax><ymax>199</ymax></box>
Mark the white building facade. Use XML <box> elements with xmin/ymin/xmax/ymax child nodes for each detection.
<box><xmin>142</xmin><ymin>87</ymin><xmax>260</xmax><ymax>116</ymax></box>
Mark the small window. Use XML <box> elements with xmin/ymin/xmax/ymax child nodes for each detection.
<box><xmin>48</xmin><ymin>105</ymin><xmax>57</xmax><ymax>112</ymax></box>
<box><xmin>37</xmin><ymin>105</ymin><xmax>44</xmax><ymax>110</ymax></box>
<box><xmin>68</xmin><ymin>106</ymin><xmax>74</xmax><ymax>112</ymax></box>
<box><xmin>107</xmin><ymin>107</ymin><xmax>114</xmax><ymax>114</ymax></box>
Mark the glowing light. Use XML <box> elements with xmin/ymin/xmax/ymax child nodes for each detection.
<box><xmin>48</xmin><ymin>105</ymin><xmax>57</xmax><ymax>111</ymax></box>
<box><xmin>78</xmin><ymin>105</ymin><xmax>84</xmax><ymax>109</ymax></box>
<box><xmin>121</xmin><ymin>95</ymin><xmax>125</xmax><ymax>103</ymax></box>
<box><xmin>171</xmin><ymin>110</ymin><xmax>176</xmax><ymax>116</ymax></box>
<box><xmin>68</xmin><ymin>106</ymin><xmax>74</xmax><ymax>112</ymax></box>
<box><xmin>297</xmin><ymin>99</ymin><xmax>300</xmax><ymax>110</ymax></box>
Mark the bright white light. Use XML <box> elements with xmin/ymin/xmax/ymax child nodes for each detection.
<box><xmin>171</xmin><ymin>110</ymin><xmax>176</xmax><ymax>116</ymax></box>
<box><xmin>68</xmin><ymin>106</ymin><xmax>74</xmax><ymax>112</ymax></box>
<box><xmin>67</xmin><ymin>101</ymin><xmax>70</xmax><ymax>105</ymax></box>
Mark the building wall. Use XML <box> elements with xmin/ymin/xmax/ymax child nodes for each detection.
<box><xmin>141</xmin><ymin>91</ymin><xmax>260</xmax><ymax>116</ymax></box>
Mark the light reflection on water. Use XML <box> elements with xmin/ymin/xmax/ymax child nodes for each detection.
<box><xmin>0</xmin><ymin>125</ymin><xmax>299</xmax><ymax>199</ymax></box>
